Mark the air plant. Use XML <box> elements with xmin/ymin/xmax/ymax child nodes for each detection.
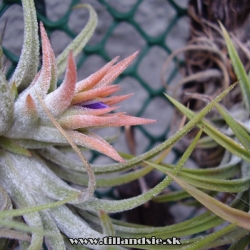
<box><xmin>1</xmin><ymin>1</ymin><xmax>250</xmax><ymax>250</ymax></box>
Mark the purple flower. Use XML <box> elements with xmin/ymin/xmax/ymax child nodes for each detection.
<box><xmin>80</xmin><ymin>101</ymin><xmax>109</xmax><ymax>109</ymax></box>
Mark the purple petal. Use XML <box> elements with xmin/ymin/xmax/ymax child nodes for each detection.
<box><xmin>81</xmin><ymin>102</ymin><xmax>109</xmax><ymax>109</ymax></box>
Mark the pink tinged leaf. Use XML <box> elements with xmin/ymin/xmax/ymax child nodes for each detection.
<box><xmin>58</xmin><ymin>114</ymin><xmax>118</xmax><ymax>130</ymax></box>
<box><xmin>82</xmin><ymin>106</ymin><xmax>119</xmax><ymax>114</ymax></box>
<box><xmin>29</xmin><ymin>71</ymin><xmax>41</xmax><ymax>87</ymax></box>
<box><xmin>107</xmin><ymin>114</ymin><xmax>156</xmax><ymax>127</ymax></box>
<box><xmin>45</xmin><ymin>51</ymin><xmax>77</xmax><ymax>117</ymax></box>
<box><xmin>71</xmin><ymin>85</ymin><xmax>121</xmax><ymax>104</ymax></box>
<box><xmin>103</xmin><ymin>112</ymin><xmax>126</xmax><ymax>118</ymax></box>
<box><xmin>100</xmin><ymin>93</ymin><xmax>134</xmax><ymax>106</ymax></box>
<box><xmin>75</xmin><ymin>56</ymin><xmax>119</xmax><ymax>93</ymax></box>
<box><xmin>16</xmin><ymin>94</ymin><xmax>39</xmax><ymax>128</ymax></box>
<box><xmin>32</xmin><ymin>23</ymin><xmax>57</xmax><ymax>93</ymax></box>
<box><xmin>97</xmin><ymin>85</ymin><xmax>121</xmax><ymax>97</ymax></box>
<box><xmin>47</xmin><ymin>31</ymin><xmax>58</xmax><ymax>92</ymax></box>
<box><xmin>97</xmin><ymin>51</ymin><xmax>139</xmax><ymax>87</ymax></box>
<box><xmin>68</xmin><ymin>130</ymin><xmax>125</xmax><ymax>163</ymax></box>
<box><xmin>33</xmin><ymin>23</ymin><xmax>52</xmax><ymax>96</ymax></box>
<box><xmin>25</xmin><ymin>94</ymin><xmax>37</xmax><ymax>115</ymax></box>
<box><xmin>65</xmin><ymin>106</ymin><xmax>119</xmax><ymax>116</ymax></box>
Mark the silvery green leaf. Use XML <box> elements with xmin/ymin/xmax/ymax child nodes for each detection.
<box><xmin>0</xmin><ymin>150</ymin><xmax>43</xmax><ymax>249</ymax></box>
<box><xmin>0</xmin><ymin>70</ymin><xmax>14</xmax><ymax>135</ymax></box>
<box><xmin>56</xmin><ymin>4</ymin><xmax>97</xmax><ymax>75</ymax></box>
<box><xmin>220</xmin><ymin>22</ymin><xmax>250</xmax><ymax>111</ymax></box>
<box><xmin>40</xmin><ymin>211</ymin><xmax>66</xmax><ymax>250</ymax></box>
<box><xmin>10</xmin><ymin>0</ymin><xmax>39</xmax><ymax>90</ymax></box>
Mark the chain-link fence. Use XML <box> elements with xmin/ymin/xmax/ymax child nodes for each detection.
<box><xmin>0</xmin><ymin>0</ymin><xmax>189</xmax><ymax>164</ymax></box>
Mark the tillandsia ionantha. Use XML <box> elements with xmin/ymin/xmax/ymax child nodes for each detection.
<box><xmin>0</xmin><ymin>0</ymin><xmax>158</xmax><ymax>249</ymax></box>
<box><xmin>5</xmin><ymin>22</ymin><xmax>156</xmax><ymax>164</ymax></box>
